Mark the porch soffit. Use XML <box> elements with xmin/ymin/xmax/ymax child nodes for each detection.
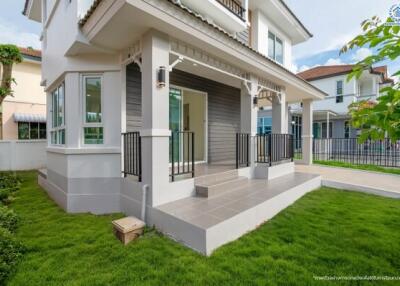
<box><xmin>122</xmin><ymin>39</ymin><xmax>283</xmax><ymax>95</ymax></box>
<box><xmin>80</xmin><ymin>0</ymin><xmax>325</xmax><ymax>100</ymax></box>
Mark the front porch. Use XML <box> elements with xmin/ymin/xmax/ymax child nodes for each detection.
<box><xmin>153</xmin><ymin>171</ymin><xmax>321</xmax><ymax>255</ymax></box>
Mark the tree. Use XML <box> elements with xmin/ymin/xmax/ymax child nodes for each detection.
<box><xmin>0</xmin><ymin>44</ymin><xmax>22</xmax><ymax>106</ymax></box>
<box><xmin>341</xmin><ymin>16</ymin><xmax>400</xmax><ymax>142</ymax></box>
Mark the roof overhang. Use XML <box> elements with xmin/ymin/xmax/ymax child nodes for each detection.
<box><xmin>80</xmin><ymin>0</ymin><xmax>325</xmax><ymax>102</ymax></box>
<box><xmin>23</xmin><ymin>0</ymin><xmax>41</xmax><ymax>23</ymax></box>
<box><xmin>249</xmin><ymin>0</ymin><xmax>312</xmax><ymax>45</ymax></box>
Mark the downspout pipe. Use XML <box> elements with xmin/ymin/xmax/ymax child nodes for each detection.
<box><xmin>141</xmin><ymin>184</ymin><xmax>149</xmax><ymax>222</ymax></box>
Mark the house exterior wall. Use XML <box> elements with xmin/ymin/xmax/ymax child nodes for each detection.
<box><xmin>251</xmin><ymin>9</ymin><xmax>292</xmax><ymax>69</ymax></box>
<box><xmin>311</xmin><ymin>75</ymin><xmax>357</xmax><ymax>115</ymax></box>
<box><xmin>41</xmin><ymin>0</ymin><xmax>120</xmax><ymax>90</ymax></box>
<box><xmin>1</xmin><ymin>60</ymin><xmax>46</xmax><ymax>140</ymax></box>
<box><xmin>126</xmin><ymin>64</ymin><xmax>241</xmax><ymax>163</ymax></box>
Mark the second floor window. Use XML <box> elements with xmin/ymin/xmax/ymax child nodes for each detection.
<box><xmin>50</xmin><ymin>83</ymin><xmax>65</xmax><ymax>145</ymax></box>
<box><xmin>336</xmin><ymin>80</ymin><xmax>343</xmax><ymax>103</ymax></box>
<box><xmin>268</xmin><ymin>32</ymin><xmax>283</xmax><ymax>65</ymax></box>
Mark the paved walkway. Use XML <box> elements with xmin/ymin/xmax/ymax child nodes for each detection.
<box><xmin>296</xmin><ymin>164</ymin><xmax>400</xmax><ymax>198</ymax></box>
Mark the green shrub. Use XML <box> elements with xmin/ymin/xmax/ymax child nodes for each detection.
<box><xmin>0</xmin><ymin>206</ymin><xmax>18</xmax><ymax>233</ymax></box>
<box><xmin>0</xmin><ymin>174</ymin><xmax>20</xmax><ymax>205</ymax></box>
<box><xmin>0</xmin><ymin>189</ymin><xmax>14</xmax><ymax>205</ymax></box>
<box><xmin>0</xmin><ymin>227</ymin><xmax>24</xmax><ymax>285</ymax></box>
<box><xmin>0</xmin><ymin>173</ymin><xmax>20</xmax><ymax>190</ymax></box>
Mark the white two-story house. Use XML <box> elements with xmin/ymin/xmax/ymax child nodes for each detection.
<box><xmin>295</xmin><ymin>65</ymin><xmax>394</xmax><ymax>140</ymax></box>
<box><xmin>24</xmin><ymin>0</ymin><xmax>325</xmax><ymax>255</ymax></box>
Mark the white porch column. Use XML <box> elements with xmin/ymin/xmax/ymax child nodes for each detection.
<box><xmin>240</xmin><ymin>77</ymin><xmax>258</xmax><ymax>168</ymax></box>
<box><xmin>302</xmin><ymin>99</ymin><xmax>313</xmax><ymax>165</ymax></box>
<box><xmin>272</xmin><ymin>92</ymin><xmax>287</xmax><ymax>133</ymax></box>
<box><xmin>326</xmin><ymin>112</ymin><xmax>330</xmax><ymax>139</ymax></box>
<box><xmin>140</xmin><ymin>30</ymin><xmax>171</xmax><ymax>207</ymax></box>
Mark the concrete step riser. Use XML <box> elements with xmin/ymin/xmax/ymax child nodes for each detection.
<box><xmin>196</xmin><ymin>177</ymin><xmax>248</xmax><ymax>198</ymax></box>
<box><xmin>194</xmin><ymin>170</ymin><xmax>238</xmax><ymax>185</ymax></box>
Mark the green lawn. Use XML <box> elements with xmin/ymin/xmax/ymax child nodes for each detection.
<box><xmin>314</xmin><ymin>160</ymin><xmax>400</xmax><ymax>176</ymax></box>
<box><xmin>7</xmin><ymin>172</ymin><xmax>400</xmax><ymax>285</ymax></box>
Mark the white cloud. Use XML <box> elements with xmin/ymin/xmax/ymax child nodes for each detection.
<box><xmin>0</xmin><ymin>18</ymin><xmax>40</xmax><ymax>49</ymax></box>
<box><xmin>324</xmin><ymin>58</ymin><xmax>344</xmax><ymax>65</ymax></box>
<box><xmin>299</xmin><ymin>65</ymin><xmax>311</xmax><ymax>72</ymax></box>
<box><xmin>291</xmin><ymin>63</ymin><xmax>299</xmax><ymax>73</ymax></box>
<box><xmin>352</xmin><ymin>48</ymin><xmax>373</xmax><ymax>62</ymax></box>
<box><xmin>286</xmin><ymin>0</ymin><xmax>394</xmax><ymax>60</ymax></box>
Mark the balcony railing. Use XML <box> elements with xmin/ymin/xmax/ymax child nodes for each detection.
<box><xmin>216</xmin><ymin>0</ymin><xmax>246</xmax><ymax>21</ymax></box>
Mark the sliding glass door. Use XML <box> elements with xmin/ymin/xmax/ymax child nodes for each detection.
<box><xmin>169</xmin><ymin>88</ymin><xmax>182</xmax><ymax>163</ymax></box>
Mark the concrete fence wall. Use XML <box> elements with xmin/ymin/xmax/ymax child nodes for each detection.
<box><xmin>0</xmin><ymin>140</ymin><xmax>46</xmax><ymax>171</ymax></box>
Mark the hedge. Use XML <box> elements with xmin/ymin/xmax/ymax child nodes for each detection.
<box><xmin>0</xmin><ymin>227</ymin><xmax>24</xmax><ymax>285</ymax></box>
<box><xmin>0</xmin><ymin>173</ymin><xmax>23</xmax><ymax>284</ymax></box>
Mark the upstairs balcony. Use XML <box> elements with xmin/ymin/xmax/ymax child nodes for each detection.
<box><xmin>180</xmin><ymin>0</ymin><xmax>248</xmax><ymax>33</ymax></box>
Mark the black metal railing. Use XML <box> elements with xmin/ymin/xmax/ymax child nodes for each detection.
<box><xmin>216</xmin><ymin>0</ymin><xmax>246</xmax><ymax>21</ymax></box>
<box><xmin>256</xmin><ymin>133</ymin><xmax>294</xmax><ymax>166</ymax></box>
<box><xmin>313</xmin><ymin>138</ymin><xmax>400</xmax><ymax>168</ymax></box>
<box><xmin>236</xmin><ymin>133</ymin><xmax>250</xmax><ymax>169</ymax></box>
<box><xmin>170</xmin><ymin>131</ymin><xmax>195</xmax><ymax>182</ymax></box>
<box><xmin>122</xmin><ymin>132</ymin><xmax>142</xmax><ymax>181</ymax></box>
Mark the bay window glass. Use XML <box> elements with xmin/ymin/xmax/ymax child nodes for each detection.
<box><xmin>50</xmin><ymin>82</ymin><xmax>65</xmax><ymax>145</ymax></box>
<box><xmin>83</xmin><ymin>75</ymin><xmax>103</xmax><ymax>144</ymax></box>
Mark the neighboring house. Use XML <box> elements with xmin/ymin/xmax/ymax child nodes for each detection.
<box><xmin>0</xmin><ymin>48</ymin><xmax>46</xmax><ymax>140</ymax></box>
<box><xmin>24</xmin><ymin>0</ymin><xmax>325</xmax><ymax>254</ymax></box>
<box><xmin>296</xmin><ymin>65</ymin><xmax>394</xmax><ymax>139</ymax></box>
<box><xmin>258</xmin><ymin>65</ymin><xmax>394</xmax><ymax>140</ymax></box>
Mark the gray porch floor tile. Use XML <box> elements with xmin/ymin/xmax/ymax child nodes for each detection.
<box><xmin>156</xmin><ymin>172</ymin><xmax>320</xmax><ymax>230</ymax></box>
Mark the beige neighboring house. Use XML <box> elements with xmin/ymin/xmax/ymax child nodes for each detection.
<box><xmin>0</xmin><ymin>47</ymin><xmax>45</xmax><ymax>140</ymax></box>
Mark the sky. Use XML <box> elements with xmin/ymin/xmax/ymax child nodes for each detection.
<box><xmin>0</xmin><ymin>0</ymin><xmax>399</xmax><ymax>77</ymax></box>
<box><xmin>285</xmin><ymin>0</ymin><xmax>400</xmax><ymax>76</ymax></box>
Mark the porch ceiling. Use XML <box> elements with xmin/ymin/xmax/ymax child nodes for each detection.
<box><xmin>81</xmin><ymin>0</ymin><xmax>326</xmax><ymax>102</ymax></box>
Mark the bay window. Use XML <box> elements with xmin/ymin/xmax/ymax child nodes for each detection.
<box><xmin>50</xmin><ymin>83</ymin><xmax>65</xmax><ymax>145</ymax></box>
<box><xmin>83</xmin><ymin>75</ymin><xmax>103</xmax><ymax>144</ymax></box>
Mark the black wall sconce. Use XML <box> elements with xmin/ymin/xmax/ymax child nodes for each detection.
<box><xmin>253</xmin><ymin>96</ymin><xmax>258</xmax><ymax>106</ymax></box>
<box><xmin>157</xmin><ymin>66</ymin><xmax>166</xmax><ymax>88</ymax></box>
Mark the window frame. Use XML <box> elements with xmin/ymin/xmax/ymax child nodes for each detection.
<box><xmin>344</xmin><ymin>121</ymin><xmax>350</xmax><ymax>139</ymax></box>
<box><xmin>50</xmin><ymin>82</ymin><xmax>66</xmax><ymax>145</ymax></box>
<box><xmin>18</xmin><ymin>122</ymin><xmax>47</xmax><ymax>140</ymax></box>
<box><xmin>336</xmin><ymin>80</ymin><xmax>344</xmax><ymax>103</ymax></box>
<box><xmin>81</xmin><ymin>74</ymin><xmax>104</xmax><ymax>145</ymax></box>
<box><xmin>268</xmin><ymin>31</ymin><xmax>284</xmax><ymax>65</ymax></box>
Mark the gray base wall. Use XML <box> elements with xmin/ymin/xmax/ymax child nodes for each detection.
<box><xmin>42</xmin><ymin>151</ymin><xmax>122</xmax><ymax>214</ymax></box>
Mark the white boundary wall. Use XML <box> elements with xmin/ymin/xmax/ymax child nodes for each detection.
<box><xmin>0</xmin><ymin>140</ymin><xmax>46</xmax><ymax>171</ymax></box>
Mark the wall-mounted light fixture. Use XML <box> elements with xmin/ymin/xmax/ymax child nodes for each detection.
<box><xmin>253</xmin><ymin>96</ymin><xmax>258</xmax><ymax>106</ymax></box>
<box><xmin>157</xmin><ymin>66</ymin><xmax>166</xmax><ymax>88</ymax></box>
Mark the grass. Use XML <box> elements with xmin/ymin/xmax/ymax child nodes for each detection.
<box><xmin>314</xmin><ymin>160</ymin><xmax>400</xmax><ymax>176</ymax></box>
<box><xmin>7</xmin><ymin>172</ymin><xmax>400</xmax><ymax>285</ymax></box>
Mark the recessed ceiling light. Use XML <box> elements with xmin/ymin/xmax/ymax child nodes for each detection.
<box><xmin>193</xmin><ymin>63</ymin><xmax>197</xmax><ymax>66</ymax></box>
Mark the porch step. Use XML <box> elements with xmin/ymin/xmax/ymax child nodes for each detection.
<box><xmin>196</xmin><ymin>176</ymin><xmax>249</xmax><ymax>198</ymax></box>
<box><xmin>194</xmin><ymin>169</ymin><xmax>238</xmax><ymax>185</ymax></box>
